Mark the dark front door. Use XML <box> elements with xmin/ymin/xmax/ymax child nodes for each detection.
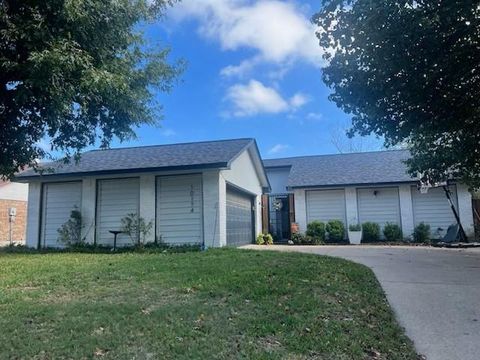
<box><xmin>268</xmin><ymin>194</ymin><xmax>290</xmax><ymax>241</ymax></box>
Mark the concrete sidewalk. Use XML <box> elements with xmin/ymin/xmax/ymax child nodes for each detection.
<box><xmin>243</xmin><ymin>245</ymin><xmax>480</xmax><ymax>360</ymax></box>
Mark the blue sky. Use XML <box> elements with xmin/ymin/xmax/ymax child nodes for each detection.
<box><xmin>114</xmin><ymin>0</ymin><xmax>381</xmax><ymax>159</ymax></box>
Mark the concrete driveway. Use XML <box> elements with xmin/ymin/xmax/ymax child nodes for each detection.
<box><xmin>243</xmin><ymin>245</ymin><xmax>480</xmax><ymax>360</ymax></box>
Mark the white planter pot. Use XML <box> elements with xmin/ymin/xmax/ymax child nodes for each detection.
<box><xmin>348</xmin><ymin>230</ymin><xmax>362</xmax><ymax>245</ymax></box>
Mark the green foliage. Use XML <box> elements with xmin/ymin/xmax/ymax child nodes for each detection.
<box><xmin>348</xmin><ymin>224</ymin><xmax>362</xmax><ymax>231</ymax></box>
<box><xmin>256</xmin><ymin>233</ymin><xmax>274</xmax><ymax>245</ymax></box>
<box><xmin>325</xmin><ymin>220</ymin><xmax>345</xmax><ymax>243</ymax></box>
<box><xmin>57</xmin><ymin>207</ymin><xmax>83</xmax><ymax>246</ymax></box>
<box><xmin>306</xmin><ymin>221</ymin><xmax>326</xmax><ymax>242</ymax></box>
<box><xmin>120</xmin><ymin>213</ymin><xmax>153</xmax><ymax>246</ymax></box>
<box><xmin>0</xmin><ymin>250</ymin><xmax>418</xmax><ymax>358</ymax></box>
<box><xmin>290</xmin><ymin>232</ymin><xmax>304</xmax><ymax>245</ymax></box>
<box><xmin>314</xmin><ymin>2</ymin><xmax>480</xmax><ymax>189</ymax></box>
<box><xmin>290</xmin><ymin>233</ymin><xmax>319</xmax><ymax>245</ymax></box>
<box><xmin>413</xmin><ymin>223</ymin><xmax>431</xmax><ymax>244</ymax></box>
<box><xmin>362</xmin><ymin>222</ymin><xmax>381</xmax><ymax>243</ymax></box>
<box><xmin>383</xmin><ymin>223</ymin><xmax>403</xmax><ymax>242</ymax></box>
<box><xmin>0</xmin><ymin>0</ymin><xmax>183</xmax><ymax>178</ymax></box>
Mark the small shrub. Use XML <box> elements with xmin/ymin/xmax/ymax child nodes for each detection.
<box><xmin>413</xmin><ymin>222</ymin><xmax>431</xmax><ymax>243</ymax></box>
<box><xmin>256</xmin><ymin>233</ymin><xmax>274</xmax><ymax>245</ymax></box>
<box><xmin>291</xmin><ymin>232</ymin><xmax>304</xmax><ymax>245</ymax></box>
<box><xmin>325</xmin><ymin>220</ymin><xmax>345</xmax><ymax>243</ymax></box>
<box><xmin>290</xmin><ymin>233</ymin><xmax>317</xmax><ymax>245</ymax></box>
<box><xmin>306</xmin><ymin>221</ymin><xmax>326</xmax><ymax>243</ymax></box>
<box><xmin>383</xmin><ymin>223</ymin><xmax>403</xmax><ymax>242</ymax></box>
<box><xmin>57</xmin><ymin>207</ymin><xmax>83</xmax><ymax>246</ymax></box>
<box><xmin>349</xmin><ymin>223</ymin><xmax>362</xmax><ymax>231</ymax></box>
<box><xmin>121</xmin><ymin>213</ymin><xmax>153</xmax><ymax>246</ymax></box>
<box><xmin>362</xmin><ymin>222</ymin><xmax>381</xmax><ymax>243</ymax></box>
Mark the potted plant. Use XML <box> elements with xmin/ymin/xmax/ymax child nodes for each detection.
<box><xmin>348</xmin><ymin>223</ymin><xmax>362</xmax><ymax>245</ymax></box>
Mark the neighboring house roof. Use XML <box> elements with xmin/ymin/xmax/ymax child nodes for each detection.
<box><xmin>16</xmin><ymin>138</ymin><xmax>265</xmax><ymax>181</ymax></box>
<box><xmin>263</xmin><ymin>150</ymin><xmax>416</xmax><ymax>188</ymax></box>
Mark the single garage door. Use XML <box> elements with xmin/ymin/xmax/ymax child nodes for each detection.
<box><xmin>41</xmin><ymin>182</ymin><xmax>82</xmax><ymax>248</ymax></box>
<box><xmin>411</xmin><ymin>185</ymin><xmax>458</xmax><ymax>238</ymax></box>
<box><xmin>306</xmin><ymin>189</ymin><xmax>346</xmax><ymax>225</ymax></box>
<box><xmin>357</xmin><ymin>187</ymin><xmax>401</xmax><ymax>230</ymax></box>
<box><xmin>96</xmin><ymin>178</ymin><xmax>139</xmax><ymax>247</ymax></box>
<box><xmin>226</xmin><ymin>187</ymin><xmax>254</xmax><ymax>246</ymax></box>
<box><xmin>156</xmin><ymin>174</ymin><xmax>203</xmax><ymax>245</ymax></box>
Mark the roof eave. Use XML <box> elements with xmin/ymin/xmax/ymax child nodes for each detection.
<box><xmin>13</xmin><ymin>162</ymin><xmax>230</xmax><ymax>182</ymax></box>
<box><xmin>287</xmin><ymin>180</ymin><xmax>420</xmax><ymax>190</ymax></box>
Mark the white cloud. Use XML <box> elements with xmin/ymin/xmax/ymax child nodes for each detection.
<box><xmin>170</xmin><ymin>0</ymin><xmax>324</xmax><ymax>77</ymax></box>
<box><xmin>220</xmin><ymin>57</ymin><xmax>260</xmax><ymax>78</ymax></box>
<box><xmin>226</xmin><ymin>79</ymin><xmax>288</xmax><ymax>116</ymax></box>
<box><xmin>268</xmin><ymin>143</ymin><xmax>289</xmax><ymax>154</ymax></box>
<box><xmin>290</xmin><ymin>93</ymin><xmax>310</xmax><ymax>108</ymax></box>
<box><xmin>225</xmin><ymin>79</ymin><xmax>308</xmax><ymax>116</ymax></box>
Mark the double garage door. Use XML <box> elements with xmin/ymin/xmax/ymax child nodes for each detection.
<box><xmin>226</xmin><ymin>187</ymin><xmax>254</xmax><ymax>246</ymax></box>
<box><xmin>96</xmin><ymin>176</ymin><xmax>204</xmax><ymax>246</ymax></box>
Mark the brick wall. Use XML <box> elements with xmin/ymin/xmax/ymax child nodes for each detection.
<box><xmin>0</xmin><ymin>199</ymin><xmax>27</xmax><ymax>243</ymax></box>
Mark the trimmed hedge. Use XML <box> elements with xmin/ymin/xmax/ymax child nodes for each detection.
<box><xmin>362</xmin><ymin>222</ymin><xmax>381</xmax><ymax>243</ymax></box>
<box><xmin>306</xmin><ymin>221</ymin><xmax>326</xmax><ymax>243</ymax></box>
<box><xmin>326</xmin><ymin>220</ymin><xmax>345</xmax><ymax>243</ymax></box>
<box><xmin>413</xmin><ymin>222</ymin><xmax>431</xmax><ymax>243</ymax></box>
<box><xmin>383</xmin><ymin>223</ymin><xmax>403</xmax><ymax>242</ymax></box>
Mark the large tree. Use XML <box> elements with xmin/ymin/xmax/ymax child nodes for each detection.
<box><xmin>314</xmin><ymin>1</ymin><xmax>480</xmax><ymax>188</ymax></box>
<box><xmin>0</xmin><ymin>0</ymin><xmax>182</xmax><ymax>178</ymax></box>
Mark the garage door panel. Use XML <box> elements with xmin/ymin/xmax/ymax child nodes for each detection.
<box><xmin>41</xmin><ymin>182</ymin><xmax>82</xmax><ymax>248</ymax></box>
<box><xmin>411</xmin><ymin>185</ymin><xmax>457</xmax><ymax>238</ymax></box>
<box><xmin>357</xmin><ymin>187</ymin><xmax>401</xmax><ymax>230</ymax></box>
<box><xmin>156</xmin><ymin>175</ymin><xmax>203</xmax><ymax>245</ymax></box>
<box><xmin>306</xmin><ymin>189</ymin><xmax>346</xmax><ymax>224</ymax></box>
<box><xmin>226</xmin><ymin>188</ymin><xmax>254</xmax><ymax>246</ymax></box>
<box><xmin>96</xmin><ymin>178</ymin><xmax>139</xmax><ymax>247</ymax></box>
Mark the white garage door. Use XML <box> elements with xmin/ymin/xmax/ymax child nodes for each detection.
<box><xmin>96</xmin><ymin>178</ymin><xmax>139</xmax><ymax>247</ymax></box>
<box><xmin>156</xmin><ymin>175</ymin><xmax>203</xmax><ymax>245</ymax></box>
<box><xmin>411</xmin><ymin>185</ymin><xmax>458</xmax><ymax>238</ymax></box>
<box><xmin>226</xmin><ymin>188</ymin><xmax>254</xmax><ymax>246</ymax></box>
<box><xmin>41</xmin><ymin>182</ymin><xmax>82</xmax><ymax>248</ymax></box>
<box><xmin>357</xmin><ymin>187</ymin><xmax>401</xmax><ymax>229</ymax></box>
<box><xmin>306</xmin><ymin>189</ymin><xmax>346</xmax><ymax>225</ymax></box>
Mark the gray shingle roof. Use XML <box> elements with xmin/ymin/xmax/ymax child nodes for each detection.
<box><xmin>263</xmin><ymin>150</ymin><xmax>416</xmax><ymax>188</ymax></box>
<box><xmin>17</xmin><ymin>138</ymin><xmax>254</xmax><ymax>179</ymax></box>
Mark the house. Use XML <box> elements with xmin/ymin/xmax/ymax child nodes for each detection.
<box><xmin>0</xmin><ymin>180</ymin><xmax>28</xmax><ymax>244</ymax></box>
<box><xmin>15</xmin><ymin>139</ymin><xmax>475</xmax><ymax>248</ymax></box>
<box><xmin>263</xmin><ymin>150</ymin><xmax>475</xmax><ymax>241</ymax></box>
<box><xmin>15</xmin><ymin>139</ymin><xmax>269</xmax><ymax>248</ymax></box>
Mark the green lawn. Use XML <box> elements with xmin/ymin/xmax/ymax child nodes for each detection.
<box><xmin>0</xmin><ymin>249</ymin><xmax>418</xmax><ymax>359</ymax></box>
